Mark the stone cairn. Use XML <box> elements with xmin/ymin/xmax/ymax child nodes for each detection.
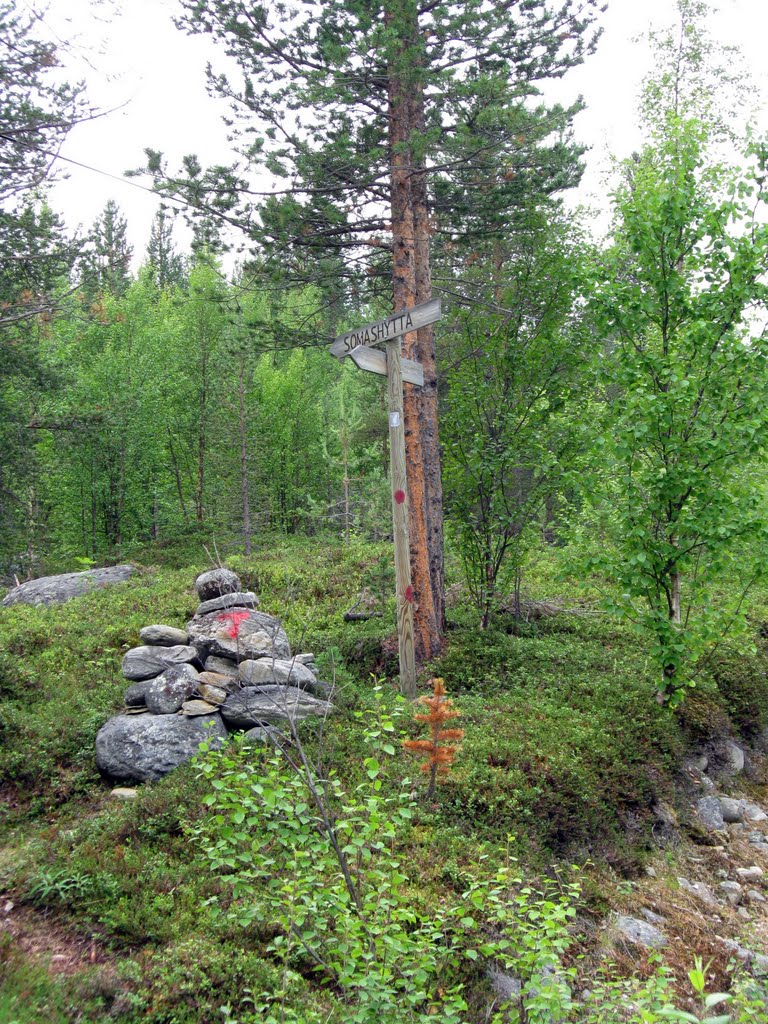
<box><xmin>95</xmin><ymin>567</ymin><xmax>332</xmax><ymax>783</ymax></box>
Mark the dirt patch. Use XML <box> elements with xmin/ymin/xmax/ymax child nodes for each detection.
<box><xmin>0</xmin><ymin>900</ymin><xmax>111</xmax><ymax>977</ymax></box>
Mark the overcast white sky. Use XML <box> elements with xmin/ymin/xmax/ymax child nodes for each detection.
<box><xmin>38</xmin><ymin>0</ymin><xmax>768</xmax><ymax>267</ymax></box>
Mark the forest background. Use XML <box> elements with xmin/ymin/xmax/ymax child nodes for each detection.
<box><xmin>4</xmin><ymin>0</ymin><xmax>768</xmax><ymax>699</ymax></box>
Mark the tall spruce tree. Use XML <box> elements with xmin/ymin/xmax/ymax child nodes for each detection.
<box><xmin>149</xmin><ymin>0</ymin><xmax>600</xmax><ymax>659</ymax></box>
<box><xmin>86</xmin><ymin>200</ymin><xmax>133</xmax><ymax>297</ymax></box>
<box><xmin>146</xmin><ymin>206</ymin><xmax>185</xmax><ymax>290</ymax></box>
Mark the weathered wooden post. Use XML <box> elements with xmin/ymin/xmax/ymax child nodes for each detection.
<box><xmin>385</xmin><ymin>335</ymin><xmax>416</xmax><ymax>696</ymax></box>
<box><xmin>329</xmin><ymin>298</ymin><xmax>441</xmax><ymax>698</ymax></box>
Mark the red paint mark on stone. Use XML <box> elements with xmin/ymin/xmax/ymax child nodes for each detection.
<box><xmin>217</xmin><ymin>610</ymin><xmax>250</xmax><ymax>638</ymax></box>
<box><xmin>394</xmin><ymin>489</ymin><xmax>406</xmax><ymax>504</ymax></box>
<box><xmin>405</xmin><ymin>585</ymin><xmax>415</xmax><ymax>603</ymax></box>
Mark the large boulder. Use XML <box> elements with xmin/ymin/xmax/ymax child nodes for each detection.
<box><xmin>187</xmin><ymin>608</ymin><xmax>290</xmax><ymax>662</ymax></box>
<box><xmin>95</xmin><ymin>713</ymin><xmax>227</xmax><ymax>782</ymax></box>
<box><xmin>1</xmin><ymin>565</ymin><xmax>136</xmax><ymax>607</ymax></box>
<box><xmin>144</xmin><ymin>664</ymin><xmax>200</xmax><ymax>715</ymax></box>
<box><xmin>122</xmin><ymin>644</ymin><xmax>200</xmax><ymax>681</ymax></box>
<box><xmin>221</xmin><ymin>685</ymin><xmax>331</xmax><ymax>729</ymax></box>
<box><xmin>195</xmin><ymin>568</ymin><xmax>241</xmax><ymax>602</ymax></box>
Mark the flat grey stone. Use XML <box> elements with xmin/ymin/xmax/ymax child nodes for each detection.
<box><xmin>196</xmin><ymin>591</ymin><xmax>258</xmax><ymax>616</ymax></box>
<box><xmin>187</xmin><ymin>608</ymin><xmax>290</xmax><ymax>662</ymax></box>
<box><xmin>719</xmin><ymin>797</ymin><xmax>745</xmax><ymax>823</ymax></box>
<box><xmin>139</xmin><ymin>624</ymin><xmax>190</xmax><ymax>647</ymax></box>
<box><xmin>697</xmin><ymin>796</ymin><xmax>726</xmax><ymax>831</ymax></box>
<box><xmin>144</xmin><ymin>664</ymin><xmax>200</xmax><ymax>714</ymax></box>
<box><xmin>221</xmin><ymin>686</ymin><xmax>331</xmax><ymax>729</ymax></box>
<box><xmin>204</xmin><ymin>655</ymin><xmax>239</xmax><ymax>676</ymax></box>
<box><xmin>122</xmin><ymin>644</ymin><xmax>200</xmax><ymax>681</ymax></box>
<box><xmin>95</xmin><ymin>713</ymin><xmax>227</xmax><ymax>782</ymax></box>
<box><xmin>110</xmin><ymin>787</ymin><xmax>137</xmax><ymax>800</ymax></box>
<box><xmin>735</xmin><ymin>866</ymin><xmax>764</xmax><ymax>883</ymax></box>
<box><xmin>239</xmin><ymin>658</ymin><xmax>318</xmax><ymax>690</ymax></box>
<box><xmin>677</xmin><ymin>877</ymin><xmax>718</xmax><ymax>907</ymax></box>
<box><xmin>747</xmin><ymin>889</ymin><xmax>766</xmax><ymax>903</ymax></box>
<box><xmin>615</xmin><ymin>915</ymin><xmax>666</xmax><ymax>949</ymax></box>
<box><xmin>181</xmin><ymin>699</ymin><xmax>219</xmax><ymax>716</ymax></box>
<box><xmin>195</xmin><ymin>568</ymin><xmax>241</xmax><ymax>602</ymax></box>
<box><xmin>1</xmin><ymin>565</ymin><xmax>136</xmax><ymax>607</ymax></box>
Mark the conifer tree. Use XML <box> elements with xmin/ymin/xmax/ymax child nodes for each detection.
<box><xmin>86</xmin><ymin>200</ymin><xmax>133</xmax><ymax>297</ymax></box>
<box><xmin>146</xmin><ymin>207</ymin><xmax>185</xmax><ymax>290</ymax></box>
<box><xmin>148</xmin><ymin>0</ymin><xmax>600</xmax><ymax>660</ymax></box>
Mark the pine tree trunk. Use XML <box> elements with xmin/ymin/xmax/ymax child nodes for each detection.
<box><xmin>387</xmin><ymin>6</ymin><xmax>444</xmax><ymax>663</ymax></box>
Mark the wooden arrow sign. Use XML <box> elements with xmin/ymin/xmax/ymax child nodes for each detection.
<box><xmin>330</xmin><ymin>297</ymin><xmax>441</xmax><ymax>359</ymax></box>
<box><xmin>348</xmin><ymin>345</ymin><xmax>424</xmax><ymax>387</ymax></box>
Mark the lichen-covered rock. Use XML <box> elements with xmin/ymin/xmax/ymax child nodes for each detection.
<box><xmin>677</xmin><ymin>876</ymin><xmax>718</xmax><ymax>907</ymax></box>
<box><xmin>614</xmin><ymin>915</ymin><xmax>667</xmax><ymax>949</ymax></box>
<box><xmin>221</xmin><ymin>685</ymin><xmax>331</xmax><ymax>729</ymax></box>
<box><xmin>122</xmin><ymin>644</ymin><xmax>200</xmax><ymax>681</ymax></box>
<box><xmin>196</xmin><ymin>591</ymin><xmax>258</xmax><ymax>616</ymax></box>
<box><xmin>195</xmin><ymin>568</ymin><xmax>241</xmax><ymax>602</ymax></box>
<box><xmin>697</xmin><ymin>796</ymin><xmax>726</xmax><ymax>831</ymax></box>
<box><xmin>1</xmin><ymin>565</ymin><xmax>136</xmax><ymax>607</ymax></box>
<box><xmin>144</xmin><ymin>664</ymin><xmax>200</xmax><ymax>714</ymax></box>
<box><xmin>95</xmin><ymin>713</ymin><xmax>226</xmax><ymax>782</ymax></box>
<box><xmin>139</xmin><ymin>624</ymin><xmax>190</xmax><ymax>647</ymax></box>
<box><xmin>187</xmin><ymin>609</ymin><xmax>290</xmax><ymax>662</ymax></box>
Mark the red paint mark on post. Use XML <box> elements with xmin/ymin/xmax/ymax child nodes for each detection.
<box><xmin>217</xmin><ymin>610</ymin><xmax>251</xmax><ymax>638</ymax></box>
<box><xmin>405</xmin><ymin>585</ymin><xmax>415</xmax><ymax>603</ymax></box>
<box><xmin>394</xmin><ymin>489</ymin><xmax>406</xmax><ymax>504</ymax></box>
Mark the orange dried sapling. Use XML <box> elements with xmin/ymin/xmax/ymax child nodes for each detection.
<box><xmin>403</xmin><ymin>677</ymin><xmax>464</xmax><ymax>799</ymax></box>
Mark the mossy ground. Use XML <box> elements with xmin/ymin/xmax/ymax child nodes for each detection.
<box><xmin>1</xmin><ymin>535</ymin><xmax>767</xmax><ymax>1021</ymax></box>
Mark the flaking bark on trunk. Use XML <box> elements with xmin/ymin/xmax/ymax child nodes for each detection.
<box><xmin>387</xmin><ymin>3</ymin><xmax>445</xmax><ymax>663</ymax></box>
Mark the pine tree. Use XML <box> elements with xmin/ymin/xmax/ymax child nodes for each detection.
<box><xmin>146</xmin><ymin>207</ymin><xmax>185</xmax><ymax>290</ymax></box>
<box><xmin>148</xmin><ymin>0</ymin><xmax>600</xmax><ymax>660</ymax></box>
<box><xmin>86</xmin><ymin>200</ymin><xmax>133</xmax><ymax>297</ymax></box>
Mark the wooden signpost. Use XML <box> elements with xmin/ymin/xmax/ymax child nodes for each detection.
<box><xmin>330</xmin><ymin>298</ymin><xmax>442</xmax><ymax>698</ymax></box>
